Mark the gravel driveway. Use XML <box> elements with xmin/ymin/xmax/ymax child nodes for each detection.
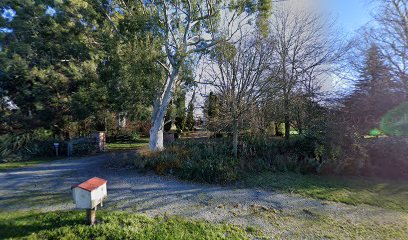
<box><xmin>1</xmin><ymin>151</ymin><xmax>406</xmax><ymax>237</ymax></box>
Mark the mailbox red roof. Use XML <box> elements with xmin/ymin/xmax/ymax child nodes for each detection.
<box><xmin>72</xmin><ymin>177</ymin><xmax>107</xmax><ymax>192</ymax></box>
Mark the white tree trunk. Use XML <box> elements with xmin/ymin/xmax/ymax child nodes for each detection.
<box><xmin>149</xmin><ymin>113</ymin><xmax>165</xmax><ymax>151</ymax></box>
<box><xmin>149</xmin><ymin>66</ymin><xmax>178</xmax><ymax>151</ymax></box>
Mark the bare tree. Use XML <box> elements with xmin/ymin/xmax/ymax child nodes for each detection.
<box><xmin>371</xmin><ymin>0</ymin><xmax>408</xmax><ymax>98</ymax></box>
<box><xmin>267</xmin><ymin>6</ymin><xmax>343</xmax><ymax>139</ymax></box>
<box><xmin>203</xmin><ymin>34</ymin><xmax>271</xmax><ymax>157</ymax></box>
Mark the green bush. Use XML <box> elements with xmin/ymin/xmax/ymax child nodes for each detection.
<box><xmin>240</xmin><ymin>134</ymin><xmax>323</xmax><ymax>174</ymax></box>
<box><xmin>178</xmin><ymin>155</ymin><xmax>239</xmax><ymax>184</ymax></box>
<box><xmin>129</xmin><ymin>135</ymin><xmax>325</xmax><ymax>184</ymax></box>
<box><xmin>0</xmin><ymin>130</ymin><xmax>65</xmax><ymax>162</ymax></box>
<box><xmin>72</xmin><ymin>141</ymin><xmax>97</xmax><ymax>156</ymax></box>
<box><xmin>132</xmin><ymin>132</ymin><xmax>140</xmax><ymax>141</ymax></box>
<box><xmin>133</xmin><ymin>140</ymin><xmax>239</xmax><ymax>184</ymax></box>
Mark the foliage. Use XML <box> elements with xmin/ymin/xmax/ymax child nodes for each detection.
<box><xmin>0</xmin><ymin>130</ymin><xmax>63</xmax><ymax>162</ymax></box>
<box><xmin>125</xmin><ymin>135</ymin><xmax>327</xmax><ymax>184</ymax></box>
<box><xmin>344</xmin><ymin>43</ymin><xmax>401</xmax><ymax>134</ymax></box>
<box><xmin>71</xmin><ymin>140</ymin><xmax>97</xmax><ymax>156</ymax></box>
<box><xmin>132</xmin><ymin>132</ymin><xmax>140</xmax><ymax>141</ymax></box>
<box><xmin>106</xmin><ymin>139</ymin><xmax>149</xmax><ymax>151</ymax></box>
<box><xmin>364</xmin><ymin>137</ymin><xmax>408</xmax><ymax>179</ymax></box>
<box><xmin>136</xmin><ymin>142</ymin><xmax>239</xmax><ymax>184</ymax></box>
<box><xmin>0</xmin><ymin>210</ymin><xmax>254</xmax><ymax>239</ymax></box>
<box><xmin>174</xmin><ymin>90</ymin><xmax>186</xmax><ymax>132</ymax></box>
<box><xmin>0</xmin><ymin>0</ymin><xmax>104</xmax><ymax>136</ymax></box>
<box><xmin>321</xmin><ymin>119</ymin><xmax>369</xmax><ymax>175</ymax></box>
<box><xmin>207</xmin><ymin>92</ymin><xmax>220</xmax><ymax>120</ymax></box>
<box><xmin>240</xmin><ymin>134</ymin><xmax>324</xmax><ymax>174</ymax></box>
<box><xmin>0</xmin><ymin>0</ymin><xmax>162</xmax><ymax>139</ymax></box>
<box><xmin>185</xmin><ymin>100</ymin><xmax>195</xmax><ymax>131</ymax></box>
<box><xmin>164</xmin><ymin>103</ymin><xmax>174</xmax><ymax>132</ymax></box>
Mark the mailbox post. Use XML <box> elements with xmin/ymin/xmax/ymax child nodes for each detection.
<box><xmin>71</xmin><ymin>177</ymin><xmax>108</xmax><ymax>225</ymax></box>
<box><xmin>53</xmin><ymin>143</ymin><xmax>60</xmax><ymax>157</ymax></box>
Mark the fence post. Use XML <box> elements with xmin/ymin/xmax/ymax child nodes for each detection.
<box><xmin>67</xmin><ymin>141</ymin><xmax>73</xmax><ymax>157</ymax></box>
<box><xmin>94</xmin><ymin>132</ymin><xmax>106</xmax><ymax>152</ymax></box>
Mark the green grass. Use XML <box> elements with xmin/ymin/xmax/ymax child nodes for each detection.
<box><xmin>0</xmin><ymin>210</ymin><xmax>255</xmax><ymax>240</ymax></box>
<box><xmin>1</xmin><ymin>209</ymin><xmax>407</xmax><ymax>239</ymax></box>
<box><xmin>273</xmin><ymin>209</ymin><xmax>408</xmax><ymax>239</ymax></box>
<box><xmin>242</xmin><ymin>171</ymin><xmax>408</xmax><ymax>212</ymax></box>
<box><xmin>106</xmin><ymin>138</ymin><xmax>149</xmax><ymax>151</ymax></box>
<box><xmin>0</xmin><ymin>156</ymin><xmax>62</xmax><ymax>171</ymax></box>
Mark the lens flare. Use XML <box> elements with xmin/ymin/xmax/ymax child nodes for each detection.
<box><xmin>380</xmin><ymin>102</ymin><xmax>408</xmax><ymax>137</ymax></box>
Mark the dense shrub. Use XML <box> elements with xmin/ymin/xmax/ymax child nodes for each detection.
<box><xmin>71</xmin><ymin>140</ymin><xmax>97</xmax><ymax>156</ymax></box>
<box><xmin>240</xmin><ymin>133</ymin><xmax>323</xmax><ymax>174</ymax></box>
<box><xmin>0</xmin><ymin>131</ymin><xmax>65</xmax><ymax>162</ymax></box>
<box><xmin>364</xmin><ymin>137</ymin><xmax>408</xmax><ymax>179</ymax></box>
<box><xmin>126</xmin><ymin>135</ymin><xmax>325</xmax><ymax>184</ymax></box>
<box><xmin>133</xmin><ymin>142</ymin><xmax>239</xmax><ymax>184</ymax></box>
<box><xmin>107</xmin><ymin>133</ymin><xmax>142</xmax><ymax>143</ymax></box>
<box><xmin>321</xmin><ymin>120</ymin><xmax>370</xmax><ymax>176</ymax></box>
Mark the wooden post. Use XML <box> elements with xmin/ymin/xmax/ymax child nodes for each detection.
<box><xmin>86</xmin><ymin>208</ymin><xmax>96</xmax><ymax>225</ymax></box>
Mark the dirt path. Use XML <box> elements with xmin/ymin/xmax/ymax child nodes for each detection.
<box><xmin>1</xmin><ymin>152</ymin><xmax>407</xmax><ymax>238</ymax></box>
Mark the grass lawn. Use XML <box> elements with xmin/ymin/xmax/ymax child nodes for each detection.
<box><xmin>0</xmin><ymin>156</ymin><xmax>63</xmax><ymax>171</ymax></box>
<box><xmin>1</xmin><ymin>209</ymin><xmax>406</xmax><ymax>239</ymax></box>
<box><xmin>242</xmin><ymin>171</ymin><xmax>408</xmax><ymax>212</ymax></box>
<box><xmin>0</xmin><ymin>210</ymin><xmax>256</xmax><ymax>240</ymax></box>
<box><xmin>106</xmin><ymin>138</ymin><xmax>149</xmax><ymax>151</ymax></box>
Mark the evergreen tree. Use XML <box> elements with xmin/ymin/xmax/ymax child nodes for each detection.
<box><xmin>164</xmin><ymin>102</ymin><xmax>174</xmax><ymax>132</ymax></box>
<box><xmin>0</xmin><ymin>0</ymin><xmax>101</xmax><ymax>137</ymax></box>
<box><xmin>205</xmin><ymin>92</ymin><xmax>220</xmax><ymax>132</ymax></box>
<box><xmin>174</xmin><ymin>90</ymin><xmax>186</xmax><ymax>133</ymax></box>
<box><xmin>207</xmin><ymin>92</ymin><xmax>220</xmax><ymax>119</ymax></box>
<box><xmin>186</xmin><ymin>100</ymin><xmax>195</xmax><ymax>132</ymax></box>
<box><xmin>344</xmin><ymin>43</ymin><xmax>398</xmax><ymax>133</ymax></box>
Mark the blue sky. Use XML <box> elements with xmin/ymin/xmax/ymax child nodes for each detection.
<box><xmin>324</xmin><ymin>0</ymin><xmax>375</xmax><ymax>33</ymax></box>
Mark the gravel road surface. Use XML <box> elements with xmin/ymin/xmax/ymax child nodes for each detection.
<box><xmin>1</xmin><ymin>151</ymin><xmax>406</xmax><ymax>237</ymax></box>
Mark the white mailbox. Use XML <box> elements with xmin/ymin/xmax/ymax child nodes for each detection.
<box><xmin>72</xmin><ymin>177</ymin><xmax>107</xmax><ymax>209</ymax></box>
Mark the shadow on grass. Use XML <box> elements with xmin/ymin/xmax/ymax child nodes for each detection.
<box><xmin>0</xmin><ymin>211</ymin><xmax>84</xmax><ymax>239</ymax></box>
<box><xmin>0</xmin><ymin>156</ymin><xmax>64</xmax><ymax>171</ymax></box>
<box><xmin>0</xmin><ymin>210</ymin><xmax>254</xmax><ymax>239</ymax></box>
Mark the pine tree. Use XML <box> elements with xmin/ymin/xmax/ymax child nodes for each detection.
<box><xmin>345</xmin><ymin>43</ymin><xmax>398</xmax><ymax>133</ymax></box>
<box><xmin>186</xmin><ymin>101</ymin><xmax>195</xmax><ymax>132</ymax></box>
<box><xmin>174</xmin><ymin>90</ymin><xmax>186</xmax><ymax>133</ymax></box>
<box><xmin>0</xmin><ymin>0</ymin><xmax>101</xmax><ymax>136</ymax></box>
<box><xmin>206</xmin><ymin>92</ymin><xmax>220</xmax><ymax>132</ymax></box>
